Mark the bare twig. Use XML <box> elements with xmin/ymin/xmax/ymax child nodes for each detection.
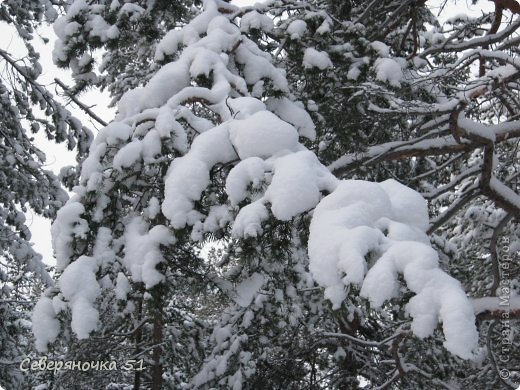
<box><xmin>54</xmin><ymin>78</ymin><xmax>108</xmax><ymax>127</ymax></box>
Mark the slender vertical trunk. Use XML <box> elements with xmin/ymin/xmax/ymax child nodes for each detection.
<box><xmin>151</xmin><ymin>300</ymin><xmax>163</xmax><ymax>390</ymax></box>
<box><xmin>133</xmin><ymin>298</ymin><xmax>143</xmax><ymax>390</ymax></box>
<box><xmin>151</xmin><ymin>210</ymin><xmax>167</xmax><ymax>390</ymax></box>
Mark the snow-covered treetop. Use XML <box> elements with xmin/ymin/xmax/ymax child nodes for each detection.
<box><xmin>51</xmin><ymin>0</ymin><xmax>197</xmax><ymax>99</ymax></box>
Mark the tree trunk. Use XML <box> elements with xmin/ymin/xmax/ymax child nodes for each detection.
<box><xmin>151</xmin><ymin>300</ymin><xmax>163</xmax><ymax>390</ymax></box>
<box><xmin>133</xmin><ymin>298</ymin><xmax>143</xmax><ymax>390</ymax></box>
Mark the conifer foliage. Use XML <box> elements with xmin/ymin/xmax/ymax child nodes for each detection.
<box><xmin>0</xmin><ymin>1</ymin><xmax>92</xmax><ymax>388</ymax></box>
<box><xmin>1</xmin><ymin>0</ymin><xmax>519</xmax><ymax>389</ymax></box>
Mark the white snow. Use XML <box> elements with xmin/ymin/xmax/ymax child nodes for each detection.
<box><xmin>379</xmin><ymin>179</ymin><xmax>429</xmax><ymax>231</ymax></box>
<box><xmin>155</xmin><ymin>29</ymin><xmax>183</xmax><ymax>61</ymax></box>
<box><xmin>92</xmin><ymin>227</ymin><xmax>115</xmax><ymax>268</ymax></box>
<box><xmin>51</xmin><ymin>202</ymin><xmax>89</xmax><ymax>271</ymax></box>
<box><xmin>118</xmin><ymin>3</ymin><xmax>145</xmax><ymax>19</ymax></box>
<box><xmin>162</xmin><ymin>125</ymin><xmax>237</xmax><ymax>228</ymax></box>
<box><xmin>370</xmin><ymin>41</ymin><xmax>390</xmax><ymax>57</ymax></box>
<box><xmin>123</xmin><ymin>217</ymin><xmax>176</xmax><ymax>289</ymax></box>
<box><xmin>231</xmin><ymin>200</ymin><xmax>269</xmax><ymax>238</ymax></box>
<box><xmin>227</xmin><ymin>97</ymin><xmax>266</xmax><ymax>119</ymax></box>
<box><xmin>113</xmin><ymin>140</ymin><xmax>142</xmax><ymax>170</ymax></box>
<box><xmin>202</xmin><ymin>205</ymin><xmax>233</xmax><ymax>233</ymax></box>
<box><xmin>140</xmin><ymin>62</ymin><xmax>191</xmax><ymax>112</ymax></box>
<box><xmin>446</xmin><ymin>13</ymin><xmax>471</xmax><ymax>24</ymax></box>
<box><xmin>266</xmin><ymin>97</ymin><xmax>316</xmax><ymax>140</ymax></box>
<box><xmin>32</xmin><ymin>297</ymin><xmax>60</xmax><ymax>352</ymax></box>
<box><xmin>59</xmin><ymin>255</ymin><xmax>100</xmax><ymax>339</ymax></box>
<box><xmin>316</xmin><ymin>19</ymin><xmax>331</xmax><ymax>34</ymax></box>
<box><xmin>287</xmin><ymin>20</ymin><xmax>307</xmax><ymax>39</ymax></box>
<box><xmin>97</xmin><ymin>122</ymin><xmax>133</xmax><ymax>146</ymax></box>
<box><xmin>360</xmin><ymin>241</ymin><xmax>478</xmax><ymax>358</ymax></box>
<box><xmin>147</xmin><ymin>197</ymin><xmax>161</xmax><ymax>219</ymax></box>
<box><xmin>115</xmin><ymin>272</ymin><xmax>131</xmax><ymax>300</ymax></box>
<box><xmin>65</xmin><ymin>0</ymin><xmax>87</xmax><ymax>18</ymax></box>
<box><xmin>235</xmin><ymin>273</ymin><xmax>264</xmax><ymax>307</ymax></box>
<box><xmin>309</xmin><ymin>180</ymin><xmax>391</xmax><ymax>298</ymax></box>
<box><xmin>235</xmin><ymin>44</ymin><xmax>288</xmax><ymax>91</ymax></box>
<box><xmin>228</xmin><ymin>111</ymin><xmax>299</xmax><ymax>159</ymax></box>
<box><xmin>53</xmin><ymin>0</ymin><xmax>119</xmax><ymax>63</ymax></box>
<box><xmin>87</xmin><ymin>15</ymin><xmax>114</xmax><ymax>42</ymax></box>
<box><xmin>303</xmin><ymin>48</ymin><xmax>333</xmax><ymax>70</ymax></box>
<box><xmin>81</xmin><ymin>121</ymin><xmax>134</xmax><ymax>179</ymax></box>
<box><xmin>308</xmin><ymin>179</ymin><xmax>479</xmax><ymax>359</ymax></box>
<box><xmin>81</xmin><ymin>143</ymin><xmax>106</xmax><ymax>185</ymax></box>
<box><xmin>265</xmin><ymin>151</ymin><xmax>337</xmax><ymax>220</ymax></box>
<box><xmin>489</xmin><ymin>176</ymin><xmax>520</xmax><ymax>209</ymax></box>
<box><xmin>240</xmin><ymin>10</ymin><xmax>274</xmax><ymax>33</ymax></box>
<box><xmin>226</xmin><ymin>157</ymin><xmax>267</xmax><ymax>205</ymax></box>
<box><xmin>457</xmin><ymin>115</ymin><xmax>496</xmax><ymax>142</ymax></box>
<box><xmin>374</xmin><ymin>58</ymin><xmax>404</xmax><ymax>87</ymax></box>
<box><xmin>154</xmin><ymin>106</ymin><xmax>178</xmax><ymax>138</ymax></box>
<box><xmin>142</xmin><ymin>130</ymin><xmax>162</xmax><ymax>162</ymax></box>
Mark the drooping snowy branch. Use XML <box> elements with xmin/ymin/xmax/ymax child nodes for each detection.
<box><xmin>308</xmin><ymin>179</ymin><xmax>479</xmax><ymax>359</ymax></box>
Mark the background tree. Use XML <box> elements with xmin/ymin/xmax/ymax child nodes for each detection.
<box><xmin>0</xmin><ymin>1</ymin><xmax>91</xmax><ymax>388</ymax></box>
<box><xmin>30</xmin><ymin>1</ymin><xmax>205</xmax><ymax>389</ymax></box>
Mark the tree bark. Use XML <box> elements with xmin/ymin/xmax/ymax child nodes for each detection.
<box><xmin>151</xmin><ymin>297</ymin><xmax>163</xmax><ymax>390</ymax></box>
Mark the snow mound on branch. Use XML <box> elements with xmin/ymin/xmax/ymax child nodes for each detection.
<box><xmin>51</xmin><ymin>202</ymin><xmax>89</xmax><ymax>271</ymax></box>
<box><xmin>309</xmin><ymin>180</ymin><xmax>390</xmax><ymax>292</ymax></box>
<box><xmin>226</xmin><ymin>157</ymin><xmax>267</xmax><ymax>205</ymax></box>
<box><xmin>162</xmin><ymin>125</ymin><xmax>237</xmax><ymax>229</ymax></box>
<box><xmin>232</xmin><ymin>201</ymin><xmax>269</xmax><ymax>238</ymax></box>
<box><xmin>123</xmin><ymin>217</ymin><xmax>176</xmax><ymax>289</ymax></box>
<box><xmin>235</xmin><ymin>44</ymin><xmax>288</xmax><ymax>91</ymax></box>
<box><xmin>227</xmin><ymin>97</ymin><xmax>266</xmax><ymax>119</ymax></box>
<box><xmin>266</xmin><ymin>97</ymin><xmax>316</xmax><ymax>141</ymax></box>
<box><xmin>117</xmin><ymin>61</ymin><xmax>191</xmax><ymax>118</ymax></box>
<box><xmin>32</xmin><ymin>297</ymin><xmax>60</xmax><ymax>352</ymax></box>
<box><xmin>53</xmin><ymin>0</ymin><xmax>119</xmax><ymax>63</ymax></box>
<box><xmin>265</xmin><ymin>151</ymin><xmax>337</xmax><ymax>220</ymax></box>
<box><xmin>374</xmin><ymin>58</ymin><xmax>404</xmax><ymax>87</ymax></box>
<box><xmin>370</xmin><ymin>41</ymin><xmax>390</xmax><ymax>57</ymax></box>
<box><xmin>115</xmin><ymin>272</ymin><xmax>131</xmax><ymax>301</ymax></box>
<box><xmin>287</xmin><ymin>19</ymin><xmax>307</xmax><ymax>39</ymax></box>
<box><xmin>303</xmin><ymin>48</ymin><xmax>333</xmax><ymax>70</ymax></box>
<box><xmin>154</xmin><ymin>0</ymin><xmax>229</xmax><ymax>60</ymax></box>
<box><xmin>379</xmin><ymin>178</ymin><xmax>429</xmax><ymax>231</ymax></box>
<box><xmin>121</xmin><ymin>12</ymin><xmax>246</xmax><ymax>117</ymax></box>
<box><xmin>228</xmin><ymin>111</ymin><xmax>299</xmax><ymax>159</ymax></box>
<box><xmin>228</xmin><ymin>150</ymin><xmax>336</xmax><ymax>237</ymax></box>
<box><xmin>59</xmin><ymin>256</ymin><xmax>100</xmax><ymax>339</ymax></box>
<box><xmin>80</xmin><ymin>121</ymin><xmax>133</xmax><ymax>181</ymax></box>
<box><xmin>308</xmin><ymin>179</ymin><xmax>478</xmax><ymax>359</ymax></box>
<box><xmin>240</xmin><ymin>10</ymin><xmax>274</xmax><ymax>33</ymax></box>
<box><xmin>235</xmin><ymin>273</ymin><xmax>264</xmax><ymax>307</ymax></box>
<box><xmin>113</xmin><ymin>140</ymin><xmax>143</xmax><ymax>170</ymax></box>
<box><xmin>163</xmin><ymin>104</ymin><xmax>313</xmax><ymax>230</ymax></box>
<box><xmin>96</xmin><ymin>122</ymin><xmax>133</xmax><ymax>146</ymax></box>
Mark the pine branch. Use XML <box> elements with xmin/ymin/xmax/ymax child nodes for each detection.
<box><xmin>54</xmin><ymin>78</ymin><xmax>108</xmax><ymax>127</ymax></box>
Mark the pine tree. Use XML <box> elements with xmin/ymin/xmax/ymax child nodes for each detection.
<box><xmin>33</xmin><ymin>0</ymin><xmax>520</xmax><ymax>389</ymax></box>
<box><xmin>51</xmin><ymin>0</ymin><xmax>198</xmax><ymax>102</ymax></box>
<box><xmin>0</xmin><ymin>1</ymin><xmax>91</xmax><ymax>388</ymax></box>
